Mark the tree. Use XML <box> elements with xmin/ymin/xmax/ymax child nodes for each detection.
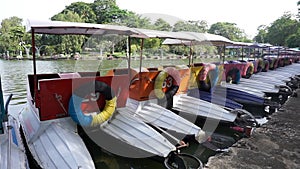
<box><xmin>173</xmin><ymin>20</ymin><xmax>208</xmax><ymax>32</ymax></box>
<box><xmin>154</xmin><ymin>18</ymin><xmax>172</xmax><ymax>31</ymax></box>
<box><xmin>254</xmin><ymin>25</ymin><xmax>269</xmax><ymax>43</ymax></box>
<box><xmin>120</xmin><ymin>12</ymin><xmax>152</xmax><ymax>28</ymax></box>
<box><xmin>0</xmin><ymin>16</ymin><xmax>25</xmax><ymax>56</ymax></box>
<box><xmin>266</xmin><ymin>12</ymin><xmax>298</xmax><ymax>46</ymax></box>
<box><xmin>63</xmin><ymin>2</ymin><xmax>96</xmax><ymax>23</ymax></box>
<box><xmin>119</xmin><ymin>12</ymin><xmax>153</xmax><ymax>53</ymax></box>
<box><xmin>51</xmin><ymin>11</ymin><xmax>85</xmax><ymax>55</ymax></box>
<box><xmin>208</xmin><ymin>22</ymin><xmax>248</xmax><ymax>42</ymax></box>
<box><xmin>285</xmin><ymin>27</ymin><xmax>300</xmax><ymax>48</ymax></box>
<box><xmin>92</xmin><ymin>0</ymin><xmax>128</xmax><ymax>24</ymax></box>
<box><xmin>188</xmin><ymin>20</ymin><xmax>208</xmax><ymax>32</ymax></box>
<box><xmin>297</xmin><ymin>1</ymin><xmax>300</xmax><ymax>20</ymax></box>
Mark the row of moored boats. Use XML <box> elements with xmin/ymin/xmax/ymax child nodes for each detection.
<box><xmin>0</xmin><ymin>20</ymin><xmax>300</xmax><ymax>169</ymax></box>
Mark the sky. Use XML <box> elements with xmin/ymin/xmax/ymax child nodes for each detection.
<box><xmin>0</xmin><ymin>0</ymin><xmax>298</xmax><ymax>38</ymax></box>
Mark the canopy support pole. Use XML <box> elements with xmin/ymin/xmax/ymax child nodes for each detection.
<box><xmin>188</xmin><ymin>41</ymin><xmax>193</xmax><ymax>67</ymax></box>
<box><xmin>127</xmin><ymin>36</ymin><xmax>132</xmax><ymax>80</ymax></box>
<box><xmin>139</xmin><ymin>39</ymin><xmax>144</xmax><ymax>73</ymax></box>
<box><xmin>241</xmin><ymin>46</ymin><xmax>244</xmax><ymax>61</ymax></box>
<box><xmin>222</xmin><ymin>44</ymin><xmax>226</xmax><ymax>63</ymax></box>
<box><xmin>31</xmin><ymin>29</ymin><xmax>38</xmax><ymax>102</ymax></box>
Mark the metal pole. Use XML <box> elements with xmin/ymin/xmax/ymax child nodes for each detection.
<box><xmin>191</xmin><ymin>42</ymin><xmax>194</xmax><ymax>65</ymax></box>
<box><xmin>4</xmin><ymin>94</ymin><xmax>12</xmax><ymax>169</ymax></box>
<box><xmin>7</xmin><ymin>123</ymin><xmax>12</xmax><ymax>169</ymax></box>
<box><xmin>188</xmin><ymin>42</ymin><xmax>192</xmax><ymax>66</ymax></box>
<box><xmin>223</xmin><ymin>44</ymin><xmax>225</xmax><ymax>63</ymax></box>
<box><xmin>242</xmin><ymin>46</ymin><xmax>244</xmax><ymax>61</ymax></box>
<box><xmin>139</xmin><ymin>39</ymin><xmax>144</xmax><ymax>73</ymax></box>
<box><xmin>31</xmin><ymin>29</ymin><xmax>38</xmax><ymax>102</ymax></box>
<box><xmin>128</xmin><ymin>37</ymin><xmax>132</xmax><ymax>80</ymax></box>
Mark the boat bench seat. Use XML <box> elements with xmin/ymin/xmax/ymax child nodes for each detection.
<box><xmin>31</xmin><ymin>75</ymin><xmax>129</xmax><ymax>121</ymax></box>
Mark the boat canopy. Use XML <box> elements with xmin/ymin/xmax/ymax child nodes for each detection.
<box><xmin>162</xmin><ymin>32</ymin><xmax>233</xmax><ymax>46</ymax></box>
<box><xmin>198</xmin><ymin>32</ymin><xmax>233</xmax><ymax>46</ymax></box>
<box><xmin>26</xmin><ymin>19</ymin><xmax>141</xmax><ymax>36</ymax></box>
<box><xmin>26</xmin><ymin>19</ymin><xmax>239</xmax><ymax>45</ymax></box>
<box><xmin>26</xmin><ymin>19</ymin><xmax>296</xmax><ymax>52</ymax></box>
<box><xmin>226</xmin><ymin>42</ymin><xmax>252</xmax><ymax>49</ymax></box>
<box><xmin>226</xmin><ymin>42</ymin><xmax>273</xmax><ymax>49</ymax></box>
<box><xmin>131</xmin><ymin>28</ymin><xmax>199</xmax><ymax>41</ymax></box>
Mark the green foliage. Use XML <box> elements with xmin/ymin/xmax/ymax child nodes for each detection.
<box><xmin>208</xmin><ymin>22</ymin><xmax>249</xmax><ymax>42</ymax></box>
<box><xmin>51</xmin><ymin>11</ymin><xmax>85</xmax><ymax>55</ymax></box>
<box><xmin>254</xmin><ymin>25</ymin><xmax>269</xmax><ymax>43</ymax></box>
<box><xmin>92</xmin><ymin>0</ymin><xmax>127</xmax><ymax>24</ymax></box>
<box><xmin>52</xmin><ymin>9</ymin><xmax>83</xmax><ymax>22</ymax></box>
<box><xmin>44</xmin><ymin>46</ymin><xmax>56</xmax><ymax>56</ymax></box>
<box><xmin>285</xmin><ymin>27</ymin><xmax>300</xmax><ymax>48</ymax></box>
<box><xmin>117</xmin><ymin>12</ymin><xmax>152</xmax><ymax>29</ymax></box>
<box><xmin>160</xmin><ymin>45</ymin><xmax>170</xmax><ymax>53</ymax></box>
<box><xmin>154</xmin><ymin>19</ymin><xmax>172</xmax><ymax>31</ymax></box>
<box><xmin>1</xmin><ymin>1</ymin><xmax>299</xmax><ymax>57</ymax></box>
<box><xmin>297</xmin><ymin>1</ymin><xmax>300</xmax><ymax>20</ymax></box>
<box><xmin>0</xmin><ymin>16</ymin><xmax>25</xmax><ymax>55</ymax></box>
<box><xmin>130</xmin><ymin>44</ymin><xmax>139</xmax><ymax>55</ymax></box>
<box><xmin>63</xmin><ymin>2</ymin><xmax>96</xmax><ymax>23</ymax></box>
<box><xmin>254</xmin><ymin>12</ymin><xmax>300</xmax><ymax>48</ymax></box>
<box><xmin>143</xmin><ymin>38</ymin><xmax>161</xmax><ymax>50</ymax></box>
<box><xmin>173</xmin><ymin>20</ymin><xmax>208</xmax><ymax>32</ymax></box>
<box><xmin>266</xmin><ymin>12</ymin><xmax>299</xmax><ymax>46</ymax></box>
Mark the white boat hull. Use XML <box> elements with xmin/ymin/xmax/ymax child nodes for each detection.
<box><xmin>0</xmin><ymin>116</ymin><xmax>28</xmax><ymax>169</ymax></box>
<box><xmin>173</xmin><ymin>94</ymin><xmax>237</xmax><ymax>122</ymax></box>
<box><xmin>123</xmin><ymin>98</ymin><xmax>206</xmax><ymax>143</ymax></box>
<box><xmin>89</xmin><ymin>112</ymin><xmax>176</xmax><ymax>158</ymax></box>
<box><xmin>19</xmin><ymin>103</ymin><xmax>95</xmax><ymax>169</ymax></box>
<box><xmin>250</xmin><ymin>75</ymin><xmax>285</xmax><ymax>86</ymax></box>
<box><xmin>239</xmin><ymin>79</ymin><xmax>279</xmax><ymax>93</ymax></box>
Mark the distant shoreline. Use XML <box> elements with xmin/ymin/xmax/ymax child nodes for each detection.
<box><xmin>0</xmin><ymin>54</ymin><xmax>224</xmax><ymax>61</ymax></box>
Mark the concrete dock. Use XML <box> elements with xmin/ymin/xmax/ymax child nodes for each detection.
<box><xmin>205</xmin><ymin>89</ymin><xmax>300</xmax><ymax>169</ymax></box>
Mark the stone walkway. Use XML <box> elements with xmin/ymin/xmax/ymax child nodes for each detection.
<box><xmin>205</xmin><ymin>89</ymin><xmax>300</xmax><ymax>169</ymax></box>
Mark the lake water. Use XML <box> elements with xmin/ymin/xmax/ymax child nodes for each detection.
<box><xmin>0</xmin><ymin>58</ymin><xmax>221</xmax><ymax>169</ymax></box>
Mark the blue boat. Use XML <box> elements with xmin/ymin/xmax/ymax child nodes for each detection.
<box><xmin>187</xmin><ymin>88</ymin><xmax>243</xmax><ymax>110</ymax></box>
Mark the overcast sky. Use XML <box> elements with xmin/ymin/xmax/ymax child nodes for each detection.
<box><xmin>0</xmin><ymin>0</ymin><xmax>298</xmax><ymax>38</ymax></box>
